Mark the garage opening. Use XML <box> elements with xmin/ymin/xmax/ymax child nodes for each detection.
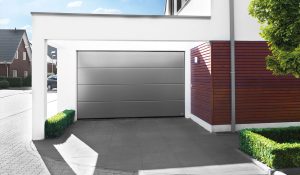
<box><xmin>77</xmin><ymin>51</ymin><xmax>185</xmax><ymax>119</ymax></box>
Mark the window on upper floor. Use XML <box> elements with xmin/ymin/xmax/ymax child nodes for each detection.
<box><xmin>176</xmin><ymin>0</ymin><xmax>190</xmax><ymax>13</ymax></box>
<box><xmin>23</xmin><ymin>52</ymin><xmax>27</xmax><ymax>60</ymax></box>
<box><xmin>165</xmin><ymin>0</ymin><xmax>211</xmax><ymax>17</ymax></box>
<box><xmin>15</xmin><ymin>51</ymin><xmax>18</xmax><ymax>59</ymax></box>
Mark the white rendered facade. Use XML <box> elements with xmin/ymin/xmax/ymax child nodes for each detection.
<box><xmin>32</xmin><ymin>0</ymin><xmax>262</xmax><ymax>140</ymax></box>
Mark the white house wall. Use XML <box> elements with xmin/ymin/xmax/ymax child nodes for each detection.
<box><xmin>50</xmin><ymin>40</ymin><xmax>201</xmax><ymax>121</ymax></box>
<box><xmin>234</xmin><ymin>0</ymin><xmax>263</xmax><ymax>41</ymax></box>
<box><xmin>32</xmin><ymin>0</ymin><xmax>263</xmax><ymax>140</ymax></box>
<box><xmin>31</xmin><ymin>0</ymin><xmax>263</xmax><ymax>44</ymax></box>
<box><xmin>32</xmin><ymin>0</ymin><xmax>230</xmax><ymax>41</ymax></box>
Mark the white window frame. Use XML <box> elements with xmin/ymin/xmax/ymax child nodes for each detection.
<box><xmin>15</xmin><ymin>51</ymin><xmax>18</xmax><ymax>59</ymax></box>
<box><xmin>23</xmin><ymin>51</ymin><xmax>27</xmax><ymax>60</ymax></box>
<box><xmin>12</xmin><ymin>70</ymin><xmax>18</xmax><ymax>77</ymax></box>
<box><xmin>24</xmin><ymin>71</ymin><xmax>28</xmax><ymax>78</ymax></box>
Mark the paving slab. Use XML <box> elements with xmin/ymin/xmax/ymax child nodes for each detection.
<box><xmin>0</xmin><ymin>110</ymin><xmax>50</xmax><ymax>175</ymax></box>
<box><xmin>0</xmin><ymin>90</ymin><xmax>58</xmax><ymax>174</ymax></box>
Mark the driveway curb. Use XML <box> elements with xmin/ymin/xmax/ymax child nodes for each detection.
<box><xmin>237</xmin><ymin>150</ymin><xmax>300</xmax><ymax>175</ymax></box>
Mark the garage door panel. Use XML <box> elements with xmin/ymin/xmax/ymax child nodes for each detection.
<box><xmin>78</xmin><ymin>68</ymin><xmax>184</xmax><ymax>85</ymax></box>
<box><xmin>78</xmin><ymin>101</ymin><xmax>184</xmax><ymax>118</ymax></box>
<box><xmin>78</xmin><ymin>51</ymin><xmax>184</xmax><ymax>68</ymax></box>
<box><xmin>78</xmin><ymin>84</ymin><xmax>184</xmax><ymax>101</ymax></box>
<box><xmin>77</xmin><ymin>51</ymin><xmax>185</xmax><ymax>119</ymax></box>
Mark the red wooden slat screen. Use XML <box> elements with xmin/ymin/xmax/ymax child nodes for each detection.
<box><xmin>191</xmin><ymin>41</ymin><xmax>300</xmax><ymax>125</ymax></box>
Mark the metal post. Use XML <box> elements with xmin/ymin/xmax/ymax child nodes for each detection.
<box><xmin>5</xmin><ymin>62</ymin><xmax>8</xmax><ymax>77</ymax></box>
<box><xmin>230</xmin><ymin>0</ymin><xmax>236</xmax><ymax>132</ymax></box>
<box><xmin>51</xmin><ymin>55</ymin><xmax>54</xmax><ymax>74</ymax></box>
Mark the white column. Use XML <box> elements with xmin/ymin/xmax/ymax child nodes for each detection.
<box><xmin>185</xmin><ymin>49</ymin><xmax>191</xmax><ymax>118</ymax></box>
<box><xmin>32</xmin><ymin>38</ymin><xmax>47</xmax><ymax>140</ymax></box>
<box><xmin>57</xmin><ymin>48</ymin><xmax>78</xmax><ymax>121</ymax></box>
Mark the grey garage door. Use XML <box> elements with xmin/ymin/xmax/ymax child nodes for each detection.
<box><xmin>77</xmin><ymin>51</ymin><xmax>185</xmax><ymax>119</ymax></box>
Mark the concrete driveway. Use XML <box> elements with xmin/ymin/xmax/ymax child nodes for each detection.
<box><xmin>0</xmin><ymin>89</ymin><xmax>266</xmax><ymax>175</ymax></box>
<box><xmin>34</xmin><ymin>117</ymin><xmax>266</xmax><ymax>175</ymax></box>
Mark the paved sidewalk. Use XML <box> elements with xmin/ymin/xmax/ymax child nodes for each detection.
<box><xmin>0</xmin><ymin>90</ymin><xmax>57</xmax><ymax>175</ymax></box>
<box><xmin>0</xmin><ymin>110</ymin><xmax>50</xmax><ymax>175</ymax></box>
<box><xmin>0</xmin><ymin>90</ymin><xmax>32</xmax><ymax>119</ymax></box>
<box><xmin>0</xmin><ymin>89</ymin><xmax>31</xmax><ymax>98</ymax></box>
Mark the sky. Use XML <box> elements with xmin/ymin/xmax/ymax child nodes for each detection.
<box><xmin>0</xmin><ymin>0</ymin><xmax>166</xmax><ymax>39</ymax></box>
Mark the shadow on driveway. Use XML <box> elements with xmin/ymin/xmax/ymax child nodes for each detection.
<box><xmin>34</xmin><ymin>117</ymin><xmax>266</xmax><ymax>175</ymax></box>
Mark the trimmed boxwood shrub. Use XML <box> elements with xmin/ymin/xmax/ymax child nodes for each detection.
<box><xmin>0</xmin><ymin>76</ymin><xmax>32</xmax><ymax>87</ymax></box>
<box><xmin>63</xmin><ymin>109</ymin><xmax>75</xmax><ymax>125</ymax></box>
<box><xmin>240</xmin><ymin>127</ymin><xmax>300</xmax><ymax>169</ymax></box>
<box><xmin>0</xmin><ymin>80</ymin><xmax>9</xmax><ymax>89</ymax></box>
<box><xmin>23</xmin><ymin>75</ymin><xmax>31</xmax><ymax>87</ymax></box>
<box><xmin>254</xmin><ymin>127</ymin><xmax>300</xmax><ymax>143</ymax></box>
<box><xmin>7</xmin><ymin>77</ymin><xmax>23</xmax><ymax>87</ymax></box>
<box><xmin>0</xmin><ymin>77</ymin><xmax>23</xmax><ymax>87</ymax></box>
<box><xmin>45</xmin><ymin>109</ymin><xmax>75</xmax><ymax>138</ymax></box>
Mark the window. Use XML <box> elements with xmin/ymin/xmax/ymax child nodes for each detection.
<box><xmin>175</xmin><ymin>0</ymin><xmax>190</xmax><ymax>14</ymax></box>
<box><xmin>12</xmin><ymin>70</ymin><xmax>18</xmax><ymax>77</ymax></box>
<box><xmin>15</xmin><ymin>51</ymin><xmax>18</xmax><ymax>59</ymax></box>
<box><xmin>24</xmin><ymin>71</ymin><xmax>28</xmax><ymax>78</ymax></box>
<box><xmin>167</xmin><ymin>0</ymin><xmax>211</xmax><ymax>16</ymax></box>
<box><xmin>177</xmin><ymin>0</ymin><xmax>182</xmax><ymax>11</ymax></box>
<box><xmin>23</xmin><ymin>52</ymin><xmax>27</xmax><ymax>60</ymax></box>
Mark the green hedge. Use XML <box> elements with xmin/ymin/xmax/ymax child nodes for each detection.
<box><xmin>6</xmin><ymin>77</ymin><xmax>23</xmax><ymax>87</ymax></box>
<box><xmin>240</xmin><ymin>127</ymin><xmax>300</xmax><ymax>169</ymax></box>
<box><xmin>45</xmin><ymin>109</ymin><xmax>75</xmax><ymax>138</ymax></box>
<box><xmin>0</xmin><ymin>76</ymin><xmax>31</xmax><ymax>87</ymax></box>
<box><xmin>0</xmin><ymin>80</ymin><xmax>9</xmax><ymax>89</ymax></box>
<box><xmin>0</xmin><ymin>77</ymin><xmax>23</xmax><ymax>87</ymax></box>
<box><xmin>62</xmin><ymin>110</ymin><xmax>76</xmax><ymax>125</ymax></box>
<box><xmin>254</xmin><ymin>127</ymin><xmax>300</xmax><ymax>143</ymax></box>
<box><xmin>23</xmin><ymin>75</ymin><xmax>31</xmax><ymax>87</ymax></box>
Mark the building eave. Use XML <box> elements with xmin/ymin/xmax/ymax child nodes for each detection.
<box><xmin>0</xmin><ymin>61</ymin><xmax>12</xmax><ymax>64</ymax></box>
<box><xmin>22</xmin><ymin>32</ymin><xmax>32</xmax><ymax>61</ymax></box>
<box><xmin>31</xmin><ymin>11</ymin><xmax>210</xmax><ymax>19</ymax></box>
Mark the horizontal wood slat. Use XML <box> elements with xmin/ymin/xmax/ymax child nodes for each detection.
<box><xmin>191</xmin><ymin>41</ymin><xmax>300</xmax><ymax>126</ymax></box>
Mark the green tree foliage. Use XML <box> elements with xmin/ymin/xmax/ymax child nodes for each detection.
<box><xmin>249</xmin><ymin>0</ymin><xmax>300</xmax><ymax>77</ymax></box>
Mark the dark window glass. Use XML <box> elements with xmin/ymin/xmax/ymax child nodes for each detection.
<box><xmin>177</xmin><ymin>0</ymin><xmax>182</xmax><ymax>11</ymax></box>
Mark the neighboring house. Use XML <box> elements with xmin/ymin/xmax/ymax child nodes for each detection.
<box><xmin>0</xmin><ymin>29</ymin><xmax>32</xmax><ymax>78</ymax></box>
<box><xmin>47</xmin><ymin>45</ymin><xmax>57</xmax><ymax>74</ymax></box>
<box><xmin>31</xmin><ymin>0</ymin><xmax>300</xmax><ymax>140</ymax></box>
<box><xmin>47</xmin><ymin>63</ymin><xmax>57</xmax><ymax>75</ymax></box>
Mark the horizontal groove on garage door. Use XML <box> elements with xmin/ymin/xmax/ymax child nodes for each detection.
<box><xmin>77</xmin><ymin>101</ymin><xmax>185</xmax><ymax>118</ymax></box>
<box><xmin>77</xmin><ymin>68</ymin><xmax>184</xmax><ymax>84</ymax></box>
<box><xmin>77</xmin><ymin>51</ymin><xmax>185</xmax><ymax>119</ymax></box>
<box><xmin>78</xmin><ymin>84</ymin><xmax>184</xmax><ymax>101</ymax></box>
